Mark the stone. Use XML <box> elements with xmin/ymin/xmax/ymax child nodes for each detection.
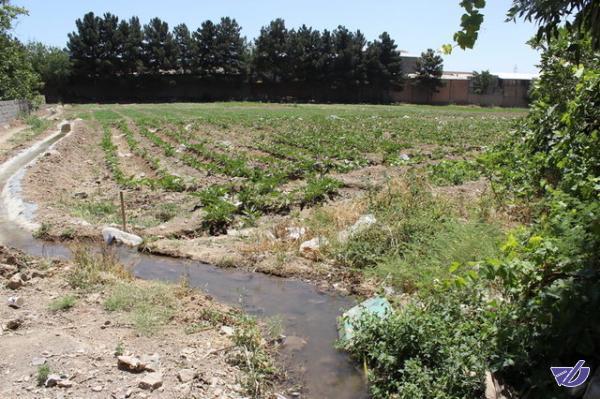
<box><xmin>6</xmin><ymin>273</ymin><xmax>23</xmax><ymax>289</ymax></box>
<box><xmin>45</xmin><ymin>374</ymin><xmax>62</xmax><ymax>387</ymax></box>
<box><xmin>57</xmin><ymin>379</ymin><xmax>74</xmax><ymax>388</ymax></box>
<box><xmin>139</xmin><ymin>373</ymin><xmax>163</xmax><ymax>391</ymax></box>
<box><xmin>299</xmin><ymin>237</ymin><xmax>328</xmax><ymax>260</ymax></box>
<box><xmin>60</xmin><ymin>123</ymin><xmax>71</xmax><ymax>133</ymax></box>
<box><xmin>102</xmin><ymin>227</ymin><xmax>143</xmax><ymax>247</ymax></box>
<box><xmin>338</xmin><ymin>214</ymin><xmax>377</xmax><ymax>243</ymax></box>
<box><xmin>117</xmin><ymin>355</ymin><xmax>145</xmax><ymax>372</ymax></box>
<box><xmin>177</xmin><ymin>369</ymin><xmax>197</xmax><ymax>383</ymax></box>
<box><xmin>91</xmin><ymin>385</ymin><xmax>103</xmax><ymax>392</ymax></box>
<box><xmin>6</xmin><ymin>317</ymin><xmax>23</xmax><ymax>330</ymax></box>
<box><xmin>286</xmin><ymin>227</ymin><xmax>306</xmax><ymax>241</ymax></box>
<box><xmin>219</xmin><ymin>326</ymin><xmax>235</xmax><ymax>337</ymax></box>
<box><xmin>73</xmin><ymin>192</ymin><xmax>88</xmax><ymax>199</ymax></box>
<box><xmin>140</xmin><ymin>353</ymin><xmax>161</xmax><ymax>372</ymax></box>
<box><xmin>31</xmin><ymin>357</ymin><xmax>46</xmax><ymax>366</ymax></box>
<box><xmin>0</xmin><ymin>263</ymin><xmax>18</xmax><ymax>277</ymax></box>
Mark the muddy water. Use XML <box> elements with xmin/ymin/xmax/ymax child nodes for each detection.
<box><xmin>0</xmin><ymin>126</ymin><xmax>368</xmax><ymax>399</ymax></box>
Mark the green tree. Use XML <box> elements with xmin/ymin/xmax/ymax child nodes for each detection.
<box><xmin>0</xmin><ymin>0</ymin><xmax>40</xmax><ymax>100</ymax></box>
<box><xmin>253</xmin><ymin>18</ymin><xmax>290</xmax><ymax>83</ymax></box>
<box><xmin>26</xmin><ymin>42</ymin><xmax>71</xmax><ymax>89</ymax></box>
<box><xmin>143</xmin><ymin>17</ymin><xmax>176</xmax><ymax>73</ymax></box>
<box><xmin>215</xmin><ymin>17</ymin><xmax>246</xmax><ymax>77</ymax></box>
<box><xmin>67</xmin><ymin>12</ymin><xmax>102</xmax><ymax>77</ymax></box>
<box><xmin>173</xmin><ymin>23</ymin><xmax>193</xmax><ymax>73</ymax></box>
<box><xmin>119</xmin><ymin>16</ymin><xmax>144</xmax><ymax>75</ymax></box>
<box><xmin>192</xmin><ymin>20</ymin><xmax>219</xmax><ymax>78</ymax></box>
<box><xmin>470</xmin><ymin>70</ymin><xmax>496</xmax><ymax>94</ymax></box>
<box><xmin>364</xmin><ymin>32</ymin><xmax>403</xmax><ymax>89</ymax></box>
<box><xmin>287</xmin><ymin>25</ymin><xmax>322</xmax><ymax>83</ymax></box>
<box><xmin>97</xmin><ymin>13</ymin><xmax>121</xmax><ymax>75</ymax></box>
<box><xmin>414</xmin><ymin>49</ymin><xmax>444</xmax><ymax>99</ymax></box>
<box><xmin>330</xmin><ymin>26</ymin><xmax>367</xmax><ymax>88</ymax></box>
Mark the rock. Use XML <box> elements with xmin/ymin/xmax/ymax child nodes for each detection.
<box><xmin>102</xmin><ymin>227</ymin><xmax>143</xmax><ymax>247</ymax></box>
<box><xmin>177</xmin><ymin>369</ymin><xmax>197</xmax><ymax>383</ymax></box>
<box><xmin>6</xmin><ymin>273</ymin><xmax>24</xmax><ymax>289</ymax></box>
<box><xmin>30</xmin><ymin>270</ymin><xmax>46</xmax><ymax>279</ymax></box>
<box><xmin>6</xmin><ymin>317</ymin><xmax>23</xmax><ymax>330</ymax></box>
<box><xmin>176</xmin><ymin>144</ymin><xmax>187</xmax><ymax>153</ymax></box>
<box><xmin>0</xmin><ymin>263</ymin><xmax>17</xmax><ymax>277</ymax></box>
<box><xmin>60</xmin><ymin>123</ymin><xmax>71</xmax><ymax>133</ymax></box>
<box><xmin>57</xmin><ymin>379</ymin><xmax>74</xmax><ymax>388</ymax></box>
<box><xmin>117</xmin><ymin>355</ymin><xmax>145</xmax><ymax>372</ymax></box>
<box><xmin>140</xmin><ymin>353</ymin><xmax>161</xmax><ymax>372</ymax></box>
<box><xmin>45</xmin><ymin>374</ymin><xmax>62</xmax><ymax>387</ymax></box>
<box><xmin>286</xmin><ymin>227</ymin><xmax>306</xmax><ymax>241</ymax></box>
<box><xmin>338</xmin><ymin>214</ymin><xmax>377</xmax><ymax>243</ymax></box>
<box><xmin>299</xmin><ymin>237</ymin><xmax>328</xmax><ymax>260</ymax></box>
<box><xmin>31</xmin><ymin>357</ymin><xmax>46</xmax><ymax>366</ymax></box>
<box><xmin>399</xmin><ymin>153</ymin><xmax>410</xmax><ymax>161</ymax></box>
<box><xmin>219</xmin><ymin>326</ymin><xmax>235</xmax><ymax>337</ymax></box>
<box><xmin>7</xmin><ymin>296</ymin><xmax>24</xmax><ymax>308</ymax></box>
<box><xmin>91</xmin><ymin>385</ymin><xmax>103</xmax><ymax>392</ymax></box>
<box><xmin>73</xmin><ymin>192</ymin><xmax>88</xmax><ymax>199</ymax></box>
<box><xmin>139</xmin><ymin>373</ymin><xmax>163</xmax><ymax>391</ymax></box>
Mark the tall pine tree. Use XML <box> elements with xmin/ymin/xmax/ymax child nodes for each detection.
<box><xmin>173</xmin><ymin>23</ymin><xmax>193</xmax><ymax>73</ymax></box>
<box><xmin>143</xmin><ymin>17</ymin><xmax>176</xmax><ymax>73</ymax></box>
<box><xmin>253</xmin><ymin>18</ymin><xmax>290</xmax><ymax>83</ymax></box>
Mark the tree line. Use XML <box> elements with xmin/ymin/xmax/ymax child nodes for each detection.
<box><xmin>65</xmin><ymin>12</ymin><xmax>439</xmax><ymax>91</ymax></box>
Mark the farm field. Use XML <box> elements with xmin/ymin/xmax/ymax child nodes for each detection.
<box><xmin>24</xmin><ymin>102</ymin><xmax>526</xmax><ymax>293</ymax></box>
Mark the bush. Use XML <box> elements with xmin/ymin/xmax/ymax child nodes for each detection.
<box><xmin>344</xmin><ymin>288</ymin><xmax>494</xmax><ymax>399</ymax></box>
<box><xmin>428</xmin><ymin>159</ymin><xmax>481</xmax><ymax>186</ymax></box>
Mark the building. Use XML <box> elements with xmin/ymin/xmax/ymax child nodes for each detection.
<box><xmin>393</xmin><ymin>68</ymin><xmax>537</xmax><ymax>107</ymax></box>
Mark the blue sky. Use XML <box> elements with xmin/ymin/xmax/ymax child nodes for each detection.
<box><xmin>12</xmin><ymin>0</ymin><xmax>540</xmax><ymax>73</ymax></box>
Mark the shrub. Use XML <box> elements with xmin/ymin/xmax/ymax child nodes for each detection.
<box><xmin>428</xmin><ymin>159</ymin><xmax>481</xmax><ymax>186</ymax></box>
<box><xmin>48</xmin><ymin>295</ymin><xmax>76</xmax><ymax>312</ymax></box>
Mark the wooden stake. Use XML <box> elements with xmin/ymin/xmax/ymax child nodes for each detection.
<box><xmin>119</xmin><ymin>191</ymin><xmax>127</xmax><ymax>231</ymax></box>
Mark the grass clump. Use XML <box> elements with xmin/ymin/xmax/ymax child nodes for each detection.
<box><xmin>231</xmin><ymin>315</ymin><xmax>277</xmax><ymax>398</ymax></box>
<box><xmin>428</xmin><ymin>159</ymin><xmax>481</xmax><ymax>186</ymax></box>
<box><xmin>67</xmin><ymin>244</ymin><xmax>130</xmax><ymax>290</ymax></box>
<box><xmin>72</xmin><ymin>200</ymin><xmax>118</xmax><ymax>224</ymax></box>
<box><xmin>48</xmin><ymin>295</ymin><xmax>76</xmax><ymax>312</ymax></box>
<box><xmin>104</xmin><ymin>282</ymin><xmax>175</xmax><ymax>336</ymax></box>
<box><xmin>36</xmin><ymin>364</ymin><xmax>51</xmax><ymax>386</ymax></box>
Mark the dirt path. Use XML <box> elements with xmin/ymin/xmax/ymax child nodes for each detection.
<box><xmin>0</xmin><ymin>245</ymin><xmax>277</xmax><ymax>399</ymax></box>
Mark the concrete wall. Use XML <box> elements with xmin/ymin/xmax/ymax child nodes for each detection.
<box><xmin>0</xmin><ymin>100</ymin><xmax>31</xmax><ymax>126</ymax></box>
<box><xmin>392</xmin><ymin>78</ymin><xmax>531</xmax><ymax>107</ymax></box>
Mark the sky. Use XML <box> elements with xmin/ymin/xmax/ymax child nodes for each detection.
<box><xmin>11</xmin><ymin>0</ymin><xmax>541</xmax><ymax>74</ymax></box>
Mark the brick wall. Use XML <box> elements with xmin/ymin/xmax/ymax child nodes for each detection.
<box><xmin>0</xmin><ymin>100</ymin><xmax>31</xmax><ymax>126</ymax></box>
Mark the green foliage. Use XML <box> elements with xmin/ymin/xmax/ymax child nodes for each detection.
<box><xmin>428</xmin><ymin>159</ymin><xmax>481</xmax><ymax>186</ymax></box>
<box><xmin>344</xmin><ymin>289</ymin><xmax>493</xmax><ymax>399</ymax></box>
<box><xmin>36</xmin><ymin>364</ymin><xmax>50</xmax><ymax>386</ymax></box>
<box><xmin>0</xmin><ymin>2</ymin><xmax>41</xmax><ymax>101</ymax></box>
<box><xmin>48</xmin><ymin>295</ymin><xmax>76</xmax><ymax>312</ymax></box>
<box><xmin>299</xmin><ymin>176</ymin><xmax>342</xmax><ymax>206</ymax></box>
<box><xmin>414</xmin><ymin>49</ymin><xmax>444</xmax><ymax>96</ymax></box>
<box><xmin>26</xmin><ymin>42</ymin><xmax>71</xmax><ymax>89</ymax></box>
<box><xmin>104</xmin><ymin>282</ymin><xmax>174</xmax><ymax>336</ymax></box>
<box><xmin>470</xmin><ymin>70</ymin><xmax>496</xmax><ymax>95</ymax></box>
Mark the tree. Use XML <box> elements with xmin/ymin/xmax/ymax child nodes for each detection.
<box><xmin>26</xmin><ymin>42</ymin><xmax>71</xmax><ymax>89</ymax></box>
<box><xmin>414</xmin><ymin>49</ymin><xmax>444</xmax><ymax>99</ymax></box>
<box><xmin>287</xmin><ymin>25</ymin><xmax>322</xmax><ymax>83</ymax></box>
<box><xmin>253</xmin><ymin>18</ymin><xmax>290</xmax><ymax>83</ymax></box>
<box><xmin>470</xmin><ymin>70</ymin><xmax>496</xmax><ymax>94</ymax></box>
<box><xmin>67</xmin><ymin>12</ymin><xmax>102</xmax><ymax>77</ymax></box>
<box><xmin>0</xmin><ymin>0</ymin><xmax>40</xmax><ymax>100</ymax></box>
<box><xmin>330</xmin><ymin>26</ymin><xmax>367</xmax><ymax>88</ymax></box>
<box><xmin>119</xmin><ymin>17</ymin><xmax>144</xmax><ymax>75</ymax></box>
<box><xmin>173</xmin><ymin>23</ymin><xmax>193</xmax><ymax>73</ymax></box>
<box><xmin>364</xmin><ymin>32</ymin><xmax>403</xmax><ymax>89</ymax></box>
<box><xmin>143</xmin><ymin>17</ymin><xmax>176</xmax><ymax>73</ymax></box>
<box><xmin>450</xmin><ymin>0</ymin><xmax>599</xmax><ymax>51</ymax></box>
<box><xmin>97</xmin><ymin>13</ymin><xmax>121</xmax><ymax>76</ymax></box>
<box><xmin>215</xmin><ymin>17</ymin><xmax>246</xmax><ymax>77</ymax></box>
<box><xmin>192</xmin><ymin>20</ymin><xmax>219</xmax><ymax>77</ymax></box>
